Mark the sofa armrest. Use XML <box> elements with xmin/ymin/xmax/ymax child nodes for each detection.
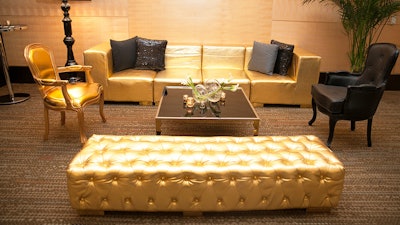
<box><xmin>83</xmin><ymin>42</ymin><xmax>113</xmax><ymax>87</ymax></box>
<box><xmin>290</xmin><ymin>47</ymin><xmax>321</xmax><ymax>101</ymax></box>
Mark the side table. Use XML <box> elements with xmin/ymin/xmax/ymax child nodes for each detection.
<box><xmin>0</xmin><ymin>24</ymin><xmax>30</xmax><ymax>105</ymax></box>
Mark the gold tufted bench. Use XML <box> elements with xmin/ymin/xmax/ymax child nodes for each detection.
<box><xmin>67</xmin><ymin>135</ymin><xmax>345</xmax><ymax>215</ymax></box>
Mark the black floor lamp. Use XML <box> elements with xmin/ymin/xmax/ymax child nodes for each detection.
<box><xmin>61</xmin><ymin>0</ymin><xmax>77</xmax><ymax>66</ymax></box>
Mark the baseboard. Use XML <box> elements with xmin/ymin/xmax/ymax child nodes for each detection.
<box><xmin>1</xmin><ymin>67</ymin><xmax>400</xmax><ymax>90</ymax></box>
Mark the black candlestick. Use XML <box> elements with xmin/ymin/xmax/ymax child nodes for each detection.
<box><xmin>61</xmin><ymin>0</ymin><xmax>77</xmax><ymax>66</ymax></box>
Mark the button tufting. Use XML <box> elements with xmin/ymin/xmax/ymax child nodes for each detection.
<box><xmin>68</xmin><ymin>135</ymin><xmax>345</xmax><ymax>213</ymax></box>
<box><xmin>261</xmin><ymin>196</ymin><xmax>268</xmax><ymax>204</ymax></box>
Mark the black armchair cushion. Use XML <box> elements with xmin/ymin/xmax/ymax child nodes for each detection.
<box><xmin>311</xmin><ymin>84</ymin><xmax>347</xmax><ymax>113</ymax></box>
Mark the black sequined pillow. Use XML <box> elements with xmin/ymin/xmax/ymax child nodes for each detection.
<box><xmin>271</xmin><ymin>40</ymin><xmax>294</xmax><ymax>75</ymax></box>
<box><xmin>134</xmin><ymin>37</ymin><xmax>168</xmax><ymax>71</ymax></box>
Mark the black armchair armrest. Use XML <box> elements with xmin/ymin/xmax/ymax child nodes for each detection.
<box><xmin>343</xmin><ymin>84</ymin><xmax>385</xmax><ymax>118</ymax></box>
<box><xmin>325</xmin><ymin>71</ymin><xmax>360</xmax><ymax>86</ymax></box>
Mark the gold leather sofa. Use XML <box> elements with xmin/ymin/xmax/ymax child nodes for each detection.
<box><xmin>84</xmin><ymin>43</ymin><xmax>321</xmax><ymax>107</ymax></box>
<box><xmin>245</xmin><ymin>47</ymin><xmax>321</xmax><ymax>107</ymax></box>
<box><xmin>67</xmin><ymin>134</ymin><xmax>344</xmax><ymax>215</ymax></box>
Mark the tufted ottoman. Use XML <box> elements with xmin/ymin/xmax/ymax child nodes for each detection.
<box><xmin>67</xmin><ymin>135</ymin><xmax>345</xmax><ymax>215</ymax></box>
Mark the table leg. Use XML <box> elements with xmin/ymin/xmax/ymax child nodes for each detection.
<box><xmin>253</xmin><ymin>120</ymin><xmax>259</xmax><ymax>136</ymax></box>
<box><xmin>156</xmin><ymin>119</ymin><xmax>162</xmax><ymax>135</ymax></box>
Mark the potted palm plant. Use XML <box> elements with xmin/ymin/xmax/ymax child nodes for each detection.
<box><xmin>303</xmin><ymin>0</ymin><xmax>400</xmax><ymax>73</ymax></box>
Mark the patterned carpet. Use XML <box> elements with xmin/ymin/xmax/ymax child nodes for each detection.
<box><xmin>0</xmin><ymin>84</ymin><xmax>399</xmax><ymax>225</ymax></box>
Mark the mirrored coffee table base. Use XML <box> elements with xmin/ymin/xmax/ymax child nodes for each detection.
<box><xmin>155</xmin><ymin>86</ymin><xmax>260</xmax><ymax>136</ymax></box>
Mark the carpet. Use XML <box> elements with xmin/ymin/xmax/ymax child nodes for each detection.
<box><xmin>0</xmin><ymin>84</ymin><xmax>399</xmax><ymax>225</ymax></box>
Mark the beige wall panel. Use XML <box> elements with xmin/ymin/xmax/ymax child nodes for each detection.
<box><xmin>0</xmin><ymin>0</ymin><xmax>128</xmax><ymax>17</ymax></box>
<box><xmin>70</xmin><ymin>17</ymin><xmax>129</xmax><ymax>65</ymax></box>
<box><xmin>272</xmin><ymin>0</ymin><xmax>399</xmax><ymax>73</ymax></box>
<box><xmin>272</xmin><ymin>0</ymin><xmax>339</xmax><ymax>22</ymax></box>
<box><xmin>271</xmin><ymin>21</ymin><xmax>349</xmax><ymax>72</ymax></box>
<box><xmin>128</xmin><ymin>0</ymin><xmax>272</xmax><ymax>45</ymax></box>
<box><xmin>1</xmin><ymin>0</ymin><xmax>129</xmax><ymax>66</ymax></box>
<box><xmin>0</xmin><ymin>0</ymin><xmax>398</xmax><ymax>74</ymax></box>
<box><xmin>1</xmin><ymin>15</ymin><xmax>128</xmax><ymax>66</ymax></box>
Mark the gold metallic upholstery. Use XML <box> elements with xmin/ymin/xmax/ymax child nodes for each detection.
<box><xmin>245</xmin><ymin>47</ymin><xmax>321</xmax><ymax>107</ymax></box>
<box><xmin>24</xmin><ymin>43</ymin><xmax>106</xmax><ymax>144</ymax></box>
<box><xmin>67</xmin><ymin>135</ymin><xmax>344</xmax><ymax>215</ymax></box>
<box><xmin>154</xmin><ymin>45</ymin><xmax>202</xmax><ymax>104</ymax></box>
<box><xmin>84</xmin><ymin>43</ymin><xmax>321</xmax><ymax>106</ymax></box>
<box><xmin>83</xmin><ymin>42</ymin><xmax>155</xmax><ymax>104</ymax></box>
<box><xmin>202</xmin><ymin>46</ymin><xmax>251</xmax><ymax>97</ymax></box>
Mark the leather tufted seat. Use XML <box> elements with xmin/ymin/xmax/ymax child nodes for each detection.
<box><xmin>67</xmin><ymin>135</ymin><xmax>345</xmax><ymax>215</ymax></box>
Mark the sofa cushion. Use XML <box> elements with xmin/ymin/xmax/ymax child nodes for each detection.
<box><xmin>271</xmin><ymin>40</ymin><xmax>294</xmax><ymax>75</ymax></box>
<box><xmin>110</xmin><ymin>36</ymin><xmax>138</xmax><ymax>73</ymax></box>
<box><xmin>135</xmin><ymin>37</ymin><xmax>168</xmax><ymax>71</ymax></box>
<box><xmin>248</xmin><ymin>41</ymin><xmax>278</xmax><ymax>75</ymax></box>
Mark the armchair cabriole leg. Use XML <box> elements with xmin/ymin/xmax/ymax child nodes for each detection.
<box><xmin>327</xmin><ymin>118</ymin><xmax>337</xmax><ymax>148</ymax></box>
<box><xmin>61</xmin><ymin>111</ymin><xmax>66</xmax><ymax>126</ymax></box>
<box><xmin>351</xmin><ymin>120</ymin><xmax>355</xmax><ymax>131</ymax></box>
<box><xmin>367</xmin><ymin>118</ymin><xmax>373</xmax><ymax>147</ymax></box>
<box><xmin>99</xmin><ymin>92</ymin><xmax>106</xmax><ymax>123</ymax></box>
<box><xmin>308</xmin><ymin>99</ymin><xmax>317</xmax><ymax>126</ymax></box>
<box><xmin>44</xmin><ymin>107</ymin><xmax>49</xmax><ymax>140</ymax></box>
<box><xmin>77</xmin><ymin>110</ymin><xmax>86</xmax><ymax>144</ymax></box>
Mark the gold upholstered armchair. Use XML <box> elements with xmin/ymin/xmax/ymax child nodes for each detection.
<box><xmin>24</xmin><ymin>43</ymin><xmax>106</xmax><ymax>144</ymax></box>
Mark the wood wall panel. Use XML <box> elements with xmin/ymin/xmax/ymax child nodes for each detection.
<box><xmin>0</xmin><ymin>0</ymin><xmax>398</xmax><ymax>73</ymax></box>
<box><xmin>128</xmin><ymin>0</ymin><xmax>272</xmax><ymax>45</ymax></box>
<box><xmin>271</xmin><ymin>21</ymin><xmax>349</xmax><ymax>71</ymax></box>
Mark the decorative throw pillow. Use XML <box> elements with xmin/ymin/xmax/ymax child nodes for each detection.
<box><xmin>248</xmin><ymin>41</ymin><xmax>279</xmax><ymax>75</ymax></box>
<box><xmin>134</xmin><ymin>37</ymin><xmax>168</xmax><ymax>71</ymax></box>
<box><xmin>271</xmin><ymin>40</ymin><xmax>295</xmax><ymax>75</ymax></box>
<box><xmin>110</xmin><ymin>36</ymin><xmax>138</xmax><ymax>73</ymax></box>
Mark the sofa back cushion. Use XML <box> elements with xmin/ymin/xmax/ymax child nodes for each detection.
<box><xmin>164</xmin><ymin>45</ymin><xmax>202</xmax><ymax>69</ymax></box>
<box><xmin>202</xmin><ymin>46</ymin><xmax>245</xmax><ymax>70</ymax></box>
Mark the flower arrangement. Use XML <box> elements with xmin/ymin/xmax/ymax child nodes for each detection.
<box><xmin>181</xmin><ymin>76</ymin><xmax>239</xmax><ymax>103</ymax></box>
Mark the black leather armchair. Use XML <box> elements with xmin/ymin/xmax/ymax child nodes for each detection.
<box><xmin>309</xmin><ymin>43</ymin><xmax>399</xmax><ymax>147</ymax></box>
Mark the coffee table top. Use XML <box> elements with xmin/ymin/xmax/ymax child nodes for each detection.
<box><xmin>156</xmin><ymin>86</ymin><xmax>259</xmax><ymax>120</ymax></box>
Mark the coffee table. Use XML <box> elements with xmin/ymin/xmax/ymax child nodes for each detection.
<box><xmin>155</xmin><ymin>86</ymin><xmax>260</xmax><ymax>136</ymax></box>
